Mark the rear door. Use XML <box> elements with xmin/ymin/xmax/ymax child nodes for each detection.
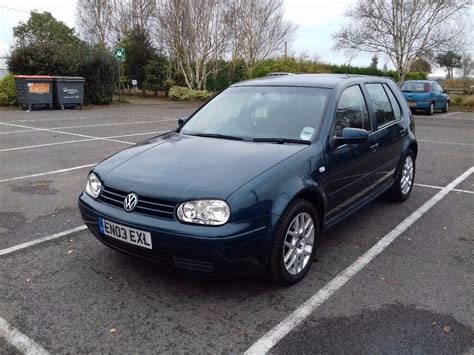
<box><xmin>325</xmin><ymin>85</ymin><xmax>378</xmax><ymax>220</ymax></box>
<box><xmin>364</xmin><ymin>82</ymin><xmax>404</xmax><ymax>188</ymax></box>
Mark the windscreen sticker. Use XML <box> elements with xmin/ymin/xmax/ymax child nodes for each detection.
<box><xmin>300</xmin><ymin>127</ymin><xmax>315</xmax><ymax>140</ymax></box>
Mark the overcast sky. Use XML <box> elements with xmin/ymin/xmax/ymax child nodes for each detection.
<box><xmin>0</xmin><ymin>0</ymin><xmax>469</xmax><ymax>75</ymax></box>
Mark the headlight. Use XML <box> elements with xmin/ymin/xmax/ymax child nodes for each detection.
<box><xmin>177</xmin><ymin>200</ymin><xmax>230</xmax><ymax>225</ymax></box>
<box><xmin>85</xmin><ymin>172</ymin><xmax>102</xmax><ymax>199</ymax></box>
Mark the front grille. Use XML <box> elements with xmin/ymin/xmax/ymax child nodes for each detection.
<box><xmin>98</xmin><ymin>185</ymin><xmax>177</xmax><ymax>220</ymax></box>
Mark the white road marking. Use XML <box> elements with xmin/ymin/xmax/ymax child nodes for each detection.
<box><xmin>0</xmin><ymin>129</ymin><xmax>35</xmax><ymax>135</ymax></box>
<box><xmin>47</xmin><ymin>120</ymin><xmax>161</xmax><ymax>130</ymax></box>
<box><xmin>0</xmin><ymin>164</ymin><xmax>96</xmax><ymax>183</ymax></box>
<box><xmin>0</xmin><ymin>131</ymin><xmax>166</xmax><ymax>153</ymax></box>
<box><xmin>437</xmin><ymin>112</ymin><xmax>460</xmax><ymax>117</ymax></box>
<box><xmin>0</xmin><ymin>122</ymin><xmax>133</xmax><ymax>145</ymax></box>
<box><xmin>415</xmin><ymin>183</ymin><xmax>474</xmax><ymax>195</ymax></box>
<box><xmin>0</xmin><ymin>225</ymin><xmax>87</xmax><ymax>256</ymax></box>
<box><xmin>0</xmin><ymin>317</ymin><xmax>49</xmax><ymax>355</ymax></box>
<box><xmin>419</xmin><ymin>139</ymin><xmax>474</xmax><ymax>147</ymax></box>
<box><xmin>245</xmin><ymin>167</ymin><xmax>474</xmax><ymax>355</ymax></box>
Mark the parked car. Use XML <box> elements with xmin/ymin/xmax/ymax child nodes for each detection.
<box><xmin>78</xmin><ymin>74</ymin><xmax>417</xmax><ymax>285</ymax></box>
<box><xmin>400</xmin><ymin>80</ymin><xmax>449</xmax><ymax>115</ymax></box>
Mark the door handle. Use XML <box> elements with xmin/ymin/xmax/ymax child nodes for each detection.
<box><xmin>370</xmin><ymin>143</ymin><xmax>379</xmax><ymax>152</ymax></box>
<box><xmin>400</xmin><ymin>127</ymin><xmax>407</xmax><ymax>136</ymax></box>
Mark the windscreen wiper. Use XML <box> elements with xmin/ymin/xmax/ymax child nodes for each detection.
<box><xmin>188</xmin><ymin>132</ymin><xmax>245</xmax><ymax>141</ymax></box>
<box><xmin>252</xmin><ymin>137</ymin><xmax>311</xmax><ymax>145</ymax></box>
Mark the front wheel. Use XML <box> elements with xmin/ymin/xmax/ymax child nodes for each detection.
<box><xmin>267</xmin><ymin>199</ymin><xmax>319</xmax><ymax>285</ymax></box>
<box><xmin>386</xmin><ymin>149</ymin><xmax>416</xmax><ymax>202</ymax></box>
<box><xmin>442</xmin><ymin>101</ymin><xmax>449</xmax><ymax>113</ymax></box>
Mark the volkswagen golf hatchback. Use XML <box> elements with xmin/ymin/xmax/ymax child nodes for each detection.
<box><xmin>79</xmin><ymin>74</ymin><xmax>417</xmax><ymax>285</ymax></box>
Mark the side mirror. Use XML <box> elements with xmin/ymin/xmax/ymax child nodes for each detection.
<box><xmin>335</xmin><ymin>127</ymin><xmax>369</xmax><ymax>146</ymax></box>
<box><xmin>178</xmin><ymin>117</ymin><xmax>187</xmax><ymax>127</ymax></box>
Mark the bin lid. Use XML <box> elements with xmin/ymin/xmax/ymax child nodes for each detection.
<box><xmin>53</xmin><ymin>76</ymin><xmax>85</xmax><ymax>82</ymax></box>
<box><xmin>14</xmin><ymin>75</ymin><xmax>54</xmax><ymax>80</ymax></box>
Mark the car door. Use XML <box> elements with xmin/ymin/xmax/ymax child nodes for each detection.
<box><xmin>433</xmin><ymin>82</ymin><xmax>448</xmax><ymax>109</ymax></box>
<box><xmin>324</xmin><ymin>85</ymin><xmax>378</xmax><ymax>220</ymax></box>
<box><xmin>364</xmin><ymin>83</ymin><xmax>404</xmax><ymax>188</ymax></box>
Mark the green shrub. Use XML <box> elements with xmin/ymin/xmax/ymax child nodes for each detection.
<box><xmin>405</xmin><ymin>71</ymin><xmax>428</xmax><ymax>80</ymax></box>
<box><xmin>452</xmin><ymin>96</ymin><xmax>465</xmax><ymax>106</ymax></box>
<box><xmin>0</xmin><ymin>73</ymin><xmax>17</xmax><ymax>106</ymax></box>
<box><xmin>79</xmin><ymin>44</ymin><xmax>116</xmax><ymax>105</ymax></box>
<box><xmin>168</xmin><ymin>86</ymin><xmax>212</xmax><ymax>101</ymax></box>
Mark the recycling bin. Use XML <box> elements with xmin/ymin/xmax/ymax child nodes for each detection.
<box><xmin>53</xmin><ymin>76</ymin><xmax>85</xmax><ymax>109</ymax></box>
<box><xmin>14</xmin><ymin>75</ymin><xmax>54</xmax><ymax>110</ymax></box>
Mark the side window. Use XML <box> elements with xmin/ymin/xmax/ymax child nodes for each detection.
<box><xmin>365</xmin><ymin>83</ymin><xmax>395</xmax><ymax>128</ymax></box>
<box><xmin>435</xmin><ymin>83</ymin><xmax>443</xmax><ymax>92</ymax></box>
<box><xmin>383</xmin><ymin>84</ymin><xmax>402</xmax><ymax>119</ymax></box>
<box><xmin>334</xmin><ymin>85</ymin><xmax>370</xmax><ymax>136</ymax></box>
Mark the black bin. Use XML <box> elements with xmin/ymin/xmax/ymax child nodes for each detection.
<box><xmin>53</xmin><ymin>76</ymin><xmax>85</xmax><ymax>109</ymax></box>
<box><xmin>14</xmin><ymin>75</ymin><xmax>54</xmax><ymax>110</ymax></box>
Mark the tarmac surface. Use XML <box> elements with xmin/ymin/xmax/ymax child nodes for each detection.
<box><xmin>0</xmin><ymin>103</ymin><xmax>473</xmax><ymax>354</ymax></box>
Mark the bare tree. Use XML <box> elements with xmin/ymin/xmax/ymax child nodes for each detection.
<box><xmin>76</xmin><ymin>0</ymin><xmax>113</xmax><ymax>44</ymax></box>
<box><xmin>334</xmin><ymin>0</ymin><xmax>471</xmax><ymax>82</ymax></box>
<box><xmin>77</xmin><ymin>0</ymin><xmax>157</xmax><ymax>45</ymax></box>
<box><xmin>156</xmin><ymin>0</ymin><xmax>230</xmax><ymax>90</ymax></box>
<box><xmin>226</xmin><ymin>0</ymin><xmax>296</xmax><ymax>68</ymax></box>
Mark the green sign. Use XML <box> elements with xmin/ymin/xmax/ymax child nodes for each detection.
<box><xmin>115</xmin><ymin>47</ymin><xmax>125</xmax><ymax>62</ymax></box>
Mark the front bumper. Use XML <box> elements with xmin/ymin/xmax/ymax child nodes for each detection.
<box><xmin>78</xmin><ymin>193</ymin><xmax>275</xmax><ymax>276</ymax></box>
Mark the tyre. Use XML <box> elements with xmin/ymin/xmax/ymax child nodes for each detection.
<box><xmin>267</xmin><ymin>199</ymin><xmax>319</xmax><ymax>285</ymax></box>
<box><xmin>386</xmin><ymin>149</ymin><xmax>416</xmax><ymax>202</ymax></box>
<box><xmin>426</xmin><ymin>102</ymin><xmax>434</xmax><ymax>115</ymax></box>
<box><xmin>442</xmin><ymin>101</ymin><xmax>449</xmax><ymax>113</ymax></box>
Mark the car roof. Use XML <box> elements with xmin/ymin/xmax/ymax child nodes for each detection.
<box><xmin>231</xmin><ymin>73</ymin><xmax>395</xmax><ymax>89</ymax></box>
<box><xmin>402</xmin><ymin>80</ymin><xmax>433</xmax><ymax>83</ymax></box>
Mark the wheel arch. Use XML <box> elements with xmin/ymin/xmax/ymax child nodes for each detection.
<box><xmin>290</xmin><ymin>188</ymin><xmax>326</xmax><ymax>231</ymax></box>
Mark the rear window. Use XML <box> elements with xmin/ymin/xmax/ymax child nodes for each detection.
<box><xmin>401</xmin><ymin>82</ymin><xmax>430</xmax><ymax>93</ymax></box>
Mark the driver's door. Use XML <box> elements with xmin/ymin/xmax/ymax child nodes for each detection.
<box><xmin>324</xmin><ymin>85</ymin><xmax>378</xmax><ymax>222</ymax></box>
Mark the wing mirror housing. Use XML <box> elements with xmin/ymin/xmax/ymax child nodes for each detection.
<box><xmin>178</xmin><ymin>117</ymin><xmax>187</xmax><ymax>127</ymax></box>
<box><xmin>335</xmin><ymin>127</ymin><xmax>369</xmax><ymax>145</ymax></box>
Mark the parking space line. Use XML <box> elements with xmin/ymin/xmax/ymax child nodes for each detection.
<box><xmin>0</xmin><ymin>164</ymin><xmax>96</xmax><ymax>183</ymax></box>
<box><xmin>419</xmin><ymin>139</ymin><xmax>474</xmax><ymax>147</ymax></box>
<box><xmin>415</xmin><ymin>183</ymin><xmax>474</xmax><ymax>195</ymax></box>
<box><xmin>0</xmin><ymin>225</ymin><xmax>87</xmax><ymax>256</ymax></box>
<box><xmin>437</xmin><ymin>112</ymin><xmax>460</xmax><ymax>117</ymax></box>
<box><xmin>0</xmin><ymin>131</ymin><xmax>167</xmax><ymax>153</ymax></box>
<box><xmin>47</xmin><ymin>120</ymin><xmax>162</xmax><ymax>130</ymax></box>
<box><xmin>0</xmin><ymin>317</ymin><xmax>49</xmax><ymax>355</ymax></box>
<box><xmin>245</xmin><ymin>166</ymin><xmax>474</xmax><ymax>355</ymax></box>
<box><xmin>0</xmin><ymin>129</ymin><xmax>35</xmax><ymax>135</ymax></box>
<box><xmin>0</xmin><ymin>122</ymin><xmax>133</xmax><ymax>145</ymax></box>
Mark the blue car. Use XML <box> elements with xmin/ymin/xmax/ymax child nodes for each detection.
<box><xmin>79</xmin><ymin>74</ymin><xmax>417</xmax><ymax>285</ymax></box>
<box><xmin>401</xmin><ymin>80</ymin><xmax>450</xmax><ymax>115</ymax></box>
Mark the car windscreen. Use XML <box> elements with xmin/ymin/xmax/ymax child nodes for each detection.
<box><xmin>401</xmin><ymin>82</ymin><xmax>430</xmax><ymax>93</ymax></box>
<box><xmin>181</xmin><ymin>86</ymin><xmax>329</xmax><ymax>142</ymax></box>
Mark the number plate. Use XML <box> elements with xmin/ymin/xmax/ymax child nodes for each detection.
<box><xmin>408</xmin><ymin>101</ymin><xmax>416</xmax><ymax>107</ymax></box>
<box><xmin>98</xmin><ymin>217</ymin><xmax>152</xmax><ymax>249</ymax></box>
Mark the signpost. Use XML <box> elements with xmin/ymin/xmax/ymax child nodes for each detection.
<box><xmin>114</xmin><ymin>48</ymin><xmax>125</xmax><ymax>101</ymax></box>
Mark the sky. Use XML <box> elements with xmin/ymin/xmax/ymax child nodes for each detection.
<box><xmin>0</xmin><ymin>0</ymin><xmax>469</xmax><ymax>75</ymax></box>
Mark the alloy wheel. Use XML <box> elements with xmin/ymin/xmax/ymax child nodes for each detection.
<box><xmin>282</xmin><ymin>212</ymin><xmax>315</xmax><ymax>275</ymax></box>
<box><xmin>400</xmin><ymin>155</ymin><xmax>414</xmax><ymax>195</ymax></box>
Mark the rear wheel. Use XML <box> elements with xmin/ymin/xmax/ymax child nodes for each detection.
<box><xmin>426</xmin><ymin>102</ymin><xmax>434</xmax><ymax>115</ymax></box>
<box><xmin>386</xmin><ymin>149</ymin><xmax>415</xmax><ymax>202</ymax></box>
<box><xmin>267</xmin><ymin>199</ymin><xmax>319</xmax><ymax>285</ymax></box>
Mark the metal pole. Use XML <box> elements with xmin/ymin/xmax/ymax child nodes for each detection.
<box><xmin>118</xmin><ymin>62</ymin><xmax>121</xmax><ymax>101</ymax></box>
